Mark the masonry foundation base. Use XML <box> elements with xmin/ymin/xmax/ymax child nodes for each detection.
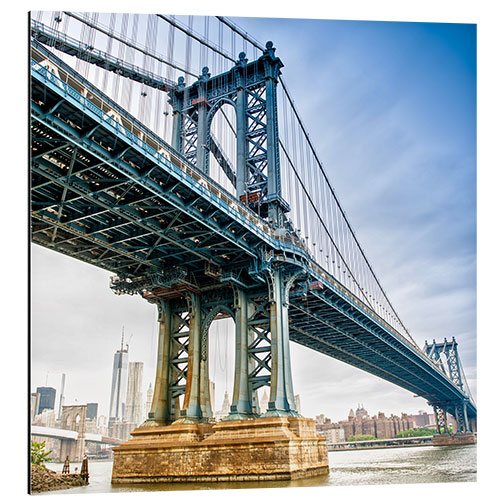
<box><xmin>432</xmin><ymin>433</ymin><xmax>477</xmax><ymax>446</ymax></box>
<box><xmin>111</xmin><ymin>416</ymin><xmax>329</xmax><ymax>483</ymax></box>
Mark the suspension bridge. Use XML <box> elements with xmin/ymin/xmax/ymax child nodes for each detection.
<box><xmin>30</xmin><ymin>12</ymin><xmax>476</xmax><ymax>482</ymax></box>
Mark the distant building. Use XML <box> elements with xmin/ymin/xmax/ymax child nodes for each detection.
<box><xmin>145</xmin><ymin>383</ymin><xmax>153</xmax><ymax>417</ymax></box>
<box><xmin>314</xmin><ymin>406</ymin><xmax>438</xmax><ymax>442</ymax></box>
<box><xmin>108</xmin><ymin>419</ymin><xmax>136</xmax><ymax>442</ymax></box>
<box><xmin>109</xmin><ymin>334</ymin><xmax>129</xmax><ymax>422</ymax></box>
<box><xmin>31</xmin><ymin>393</ymin><xmax>40</xmax><ymax>422</ymax></box>
<box><xmin>57</xmin><ymin>374</ymin><xmax>66</xmax><ymax>420</ymax></box>
<box><xmin>97</xmin><ymin>415</ymin><xmax>108</xmax><ymax>436</ymax></box>
<box><xmin>318</xmin><ymin>427</ymin><xmax>345</xmax><ymax>445</ymax></box>
<box><xmin>215</xmin><ymin>390</ymin><xmax>230</xmax><ymax>421</ymax></box>
<box><xmin>259</xmin><ymin>389</ymin><xmax>269</xmax><ymax>413</ymax></box>
<box><xmin>294</xmin><ymin>394</ymin><xmax>302</xmax><ymax>415</ymax></box>
<box><xmin>86</xmin><ymin>403</ymin><xmax>98</xmax><ymax>421</ymax></box>
<box><xmin>124</xmin><ymin>362</ymin><xmax>144</xmax><ymax>425</ymax></box>
<box><xmin>355</xmin><ymin>404</ymin><xmax>369</xmax><ymax>419</ymax></box>
<box><xmin>36</xmin><ymin>387</ymin><xmax>56</xmax><ymax>415</ymax></box>
<box><xmin>33</xmin><ymin>408</ymin><xmax>56</xmax><ymax>427</ymax></box>
<box><xmin>315</xmin><ymin>414</ymin><xmax>331</xmax><ymax>426</ymax></box>
<box><xmin>410</xmin><ymin>411</ymin><xmax>435</xmax><ymax>428</ymax></box>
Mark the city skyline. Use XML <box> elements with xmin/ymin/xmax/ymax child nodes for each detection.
<box><xmin>31</xmin><ymin>12</ymin><xmax>476</xmax><ymax>424</ymax></box>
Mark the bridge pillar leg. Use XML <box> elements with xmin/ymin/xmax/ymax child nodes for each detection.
<box><xmin>196</xmin><ymin>97</ymin><xmax>209</xmax><ymax>175</ymax></box>
<box><xmin>265</xmin><ymin>267</ymin><xmax>298</xmax><ymax>417</ymax></box>
<box><xmin>227</xmin><ymin>288</ymin><xmax>253</xmax><ymax>419</ymax></box>
<box><xmin>433</xmin><ymin>405</ymin><xmax>449</xmax><ymax>434</ymax></box>
<box><xmin>199</xmin><ymin>313</ymin><xmax>213</xmax><ymax>420</ymax></box>
<box><xmin>144</xmin><ymin>300</ymin><xmax>172</xmax><ymax>426</ymax></box>
<box><xmin>177</xmin><ymin>293</ymin><xmax>203</xmax><ymax>422</ymax></box>
<box><xmin>236</xmin><ymin>87</ymin><xmax>248</xmax><ymax>199</ymax></box>
<box><xmin>453</xmin><ymin>401</ymin><xmax>471</xmax><ymax>433</ymax></box>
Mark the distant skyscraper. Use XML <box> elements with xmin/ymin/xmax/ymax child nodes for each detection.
<box><xmin>86</xmin><ymin>403</ymin><xmax>98</xmax><ymax>420</ymax></box>
<box><xmin>145</xmin><ymin>383</ymin><xmax>153</xmax><ymax>417</ymax></box>
<box><xmin>36</xmin><ymin>387</ymin><xmax>56</xmax><ymax>415</ymax></box>
<box><xmin>109</xmin><ymin>331</ymin><xmax>129</xmax><ymax>422</ymax></box>
<box><xmin>209</xmin><ymin>380</ymin><xmax>215</xmax><ymax>412</ymax></box>
<box><xmin>124</xmin><ymin>361</ymin><xmax>144</xmax><ymax>425</ymax></box>
<box><xmin>31</xmin><ymin>393</ymin><xmax>40</xmax><ymax>422</ymax></box>
<box><xmin>259</xmin><ymin>389</ymin><xmax>269</xmax><ymax>413</ymax></box>
<box><xmin>215</xmin><ymin>390</ymin><xmax>231</xmax><ymax>420</ymax></box>
<box><xmin>57</xmin><ymin>374</ymin><xmax>66</xmax><ymax>420</ymax></box>
<box><xmin>294</xmin><ymin>394</ymin><xmax>302</xmax><ymax>415</ymax></box>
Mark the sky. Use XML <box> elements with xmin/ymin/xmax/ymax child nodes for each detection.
<box><xmin>27</xmin><ymin>10</ymin><xmax>479</xmax><ymax>426</ymax></box>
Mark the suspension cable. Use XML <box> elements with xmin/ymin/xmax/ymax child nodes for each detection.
<box><xmin>215</xmin><ymin>15</ymin><xmax>412</xmax><ymax>338</ymax></box>
<box><xmin>157</xmin><ymin>14</ymin><xmax>236</xmax><ymax>63</ymax></box>
<box><xmin>63</xmin><ymin>11</ymin><xmax>198</xmax><ymax>78</ymax></box>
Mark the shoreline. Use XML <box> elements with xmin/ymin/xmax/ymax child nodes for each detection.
<box><xmin>30</xmin><ymin>464</ymin><xmax>88</xmax><ymax>494</ymax></box>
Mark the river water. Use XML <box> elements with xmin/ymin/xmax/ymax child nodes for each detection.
<box><xmin>41</xmin><ymin>445</ymin><xmax>476</xmax><ymax>495</ymax></box>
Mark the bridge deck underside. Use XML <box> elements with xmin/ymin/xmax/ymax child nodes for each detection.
<box><xmin>31</xmin><ymin>66</ymin><xmax>266</xmax><ymax>285</ymax></box>
<box><xmin>289</xmin><ymin>293</ymin><xmax>476</xmax><ymax>418</ymax></box>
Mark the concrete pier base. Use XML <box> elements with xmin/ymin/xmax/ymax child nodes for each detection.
<box><xmin>111</xmin><ymin>417</ymin><xmax>329</xmax><ymax>483</ymax></box>
<box><xmin>432</xmin><ymin>433</ymin><xmax>477</xmax><ymax>446</ymax></box>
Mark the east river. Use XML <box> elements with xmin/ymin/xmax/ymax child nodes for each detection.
<box><xmin>41</xmin><ymin>444</ymin><xmax>476</xmax><ymax>495</ymax></box>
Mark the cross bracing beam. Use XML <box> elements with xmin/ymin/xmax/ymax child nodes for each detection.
<box><xmin>32</xmin><ymin>158</ymin><xmax>222</xmax><ymax>270</ymax></box>
<box><xmin>30</xmin><ymin>112</ymin><xmax>259</xmax><ymax>266</ymax></box>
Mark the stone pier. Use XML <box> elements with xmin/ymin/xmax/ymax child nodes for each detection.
<box><xmin>111</xmin><ymin>417</ymin><xmax>329</xmax><ymax>483</ymax></box>
<box><xmin>432</xmin><ymin>433</ymin><xmax>477</xmax><ymax>446</ymax></box>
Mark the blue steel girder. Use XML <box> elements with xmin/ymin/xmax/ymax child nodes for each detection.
<box><xmin>31</xmin><ymin>21</ymin><xmax>177</xmax><ymax>92</ymax></box>
<box><xmin>32</xmin><ymin>157</ymin><xmax>220</xmax><ymax>269</ymax></box>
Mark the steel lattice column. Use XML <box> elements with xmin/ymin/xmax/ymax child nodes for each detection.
<box><xmin>453</xmin><ymin>401</ymin><xmax>470</xmax><ymax>433</ymax></box>
<box><xmin>265</xmin><ymin>266</ymin><xmax>299</xmax><ymax>416</ymax></box>
<box><xmin>434</xmin><ymin>405</ymin><xmax>449</xmax><ymax>434</ymax></box>
<box><xmin>145</xmin><ymin>299</ymin><xmax>189</xmax><ymax>425</ymax></box>
<box><xmin>226</xmin><ymin>288</ymin><xmax>254</xmax><ymax>419</ymax></box>
<box><xmin>179</xmin><ymin>293</ymin><xmax>203</xmax><ymax>420</ymax></box>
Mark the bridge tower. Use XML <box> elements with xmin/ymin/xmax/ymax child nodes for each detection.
<box><xmin>59</xmin><ymin>405</ymin><xmax>87</xmax><ymax>462</ymax></box>
<box><xmin>423</xmin><ymin>338</ymin><xmax>476</xmax><ymax>443</ymax></box>
<box><xmin>111</xmin><ymin>44</ymin><xmax>328</xmax><ymax>483</ymax></box>
<box><xmin>169</xmin><ymin>41</ymin><xmax>289</xmax><ymax>228</ymax></box>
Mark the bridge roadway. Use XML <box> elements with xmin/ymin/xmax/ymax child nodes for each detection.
<box><xmin>327</xmin><ymin>435</ymin><xmax>434</xmax><ymax>451</ymax></box>
<box><xmin>30</xmin><ymin>42</ymin><xmax>476</xmax><ymax>423</ymax></box>
<box><xmin>31</xmin><ymin>425</ymin><xmax>121</xmax><ymax>445</ymax></box>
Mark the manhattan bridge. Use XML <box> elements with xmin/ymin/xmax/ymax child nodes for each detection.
<box><xmin>30</xmin><ymin>11</ymin><xmax>476</xmax><ymax>465</ymax></box>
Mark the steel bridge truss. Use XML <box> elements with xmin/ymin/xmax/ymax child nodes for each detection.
<box><xmin>169</xmin><ymin>43</ymin><xmax>289</xmax><ymax>227</ymax></box>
